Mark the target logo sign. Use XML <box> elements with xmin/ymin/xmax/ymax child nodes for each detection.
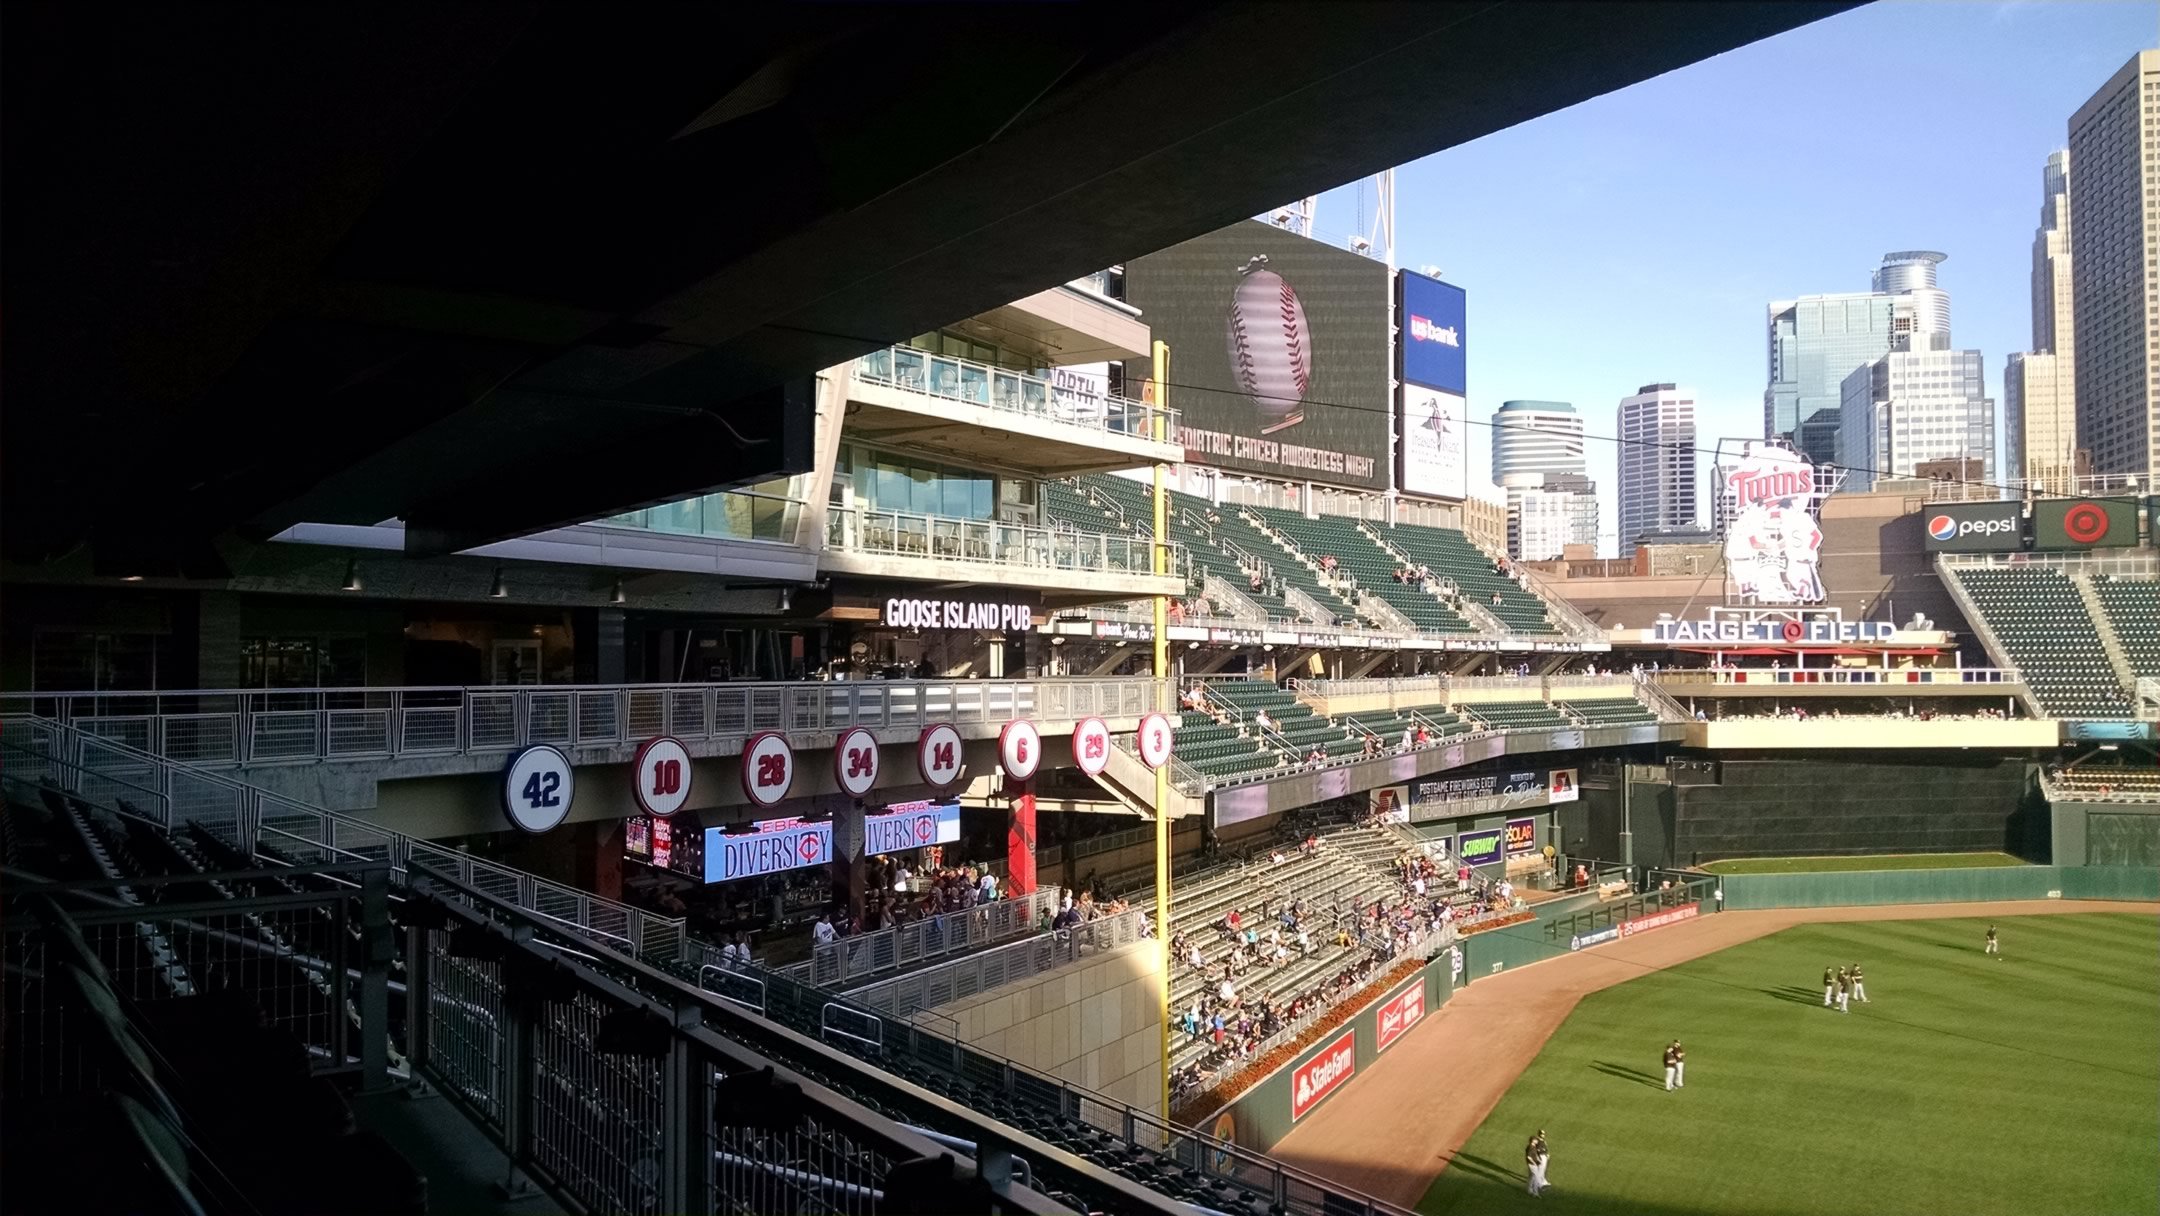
<box><xmin>632</xmin><ymin>736</ymin><xmax>693</xmax><ymax>817</ymax></box>
<box><xmin>1780</xmin><ymin>621</ymin><xmax>1805</xmax><ymax>643</ymax></box>
<box><xmin>740</xmin><ymin>732</ymin><xmax>796</xmax><ymax>807</ymax></box>
<box><xmin>1070</xmin><ymin>717</ymin><xmax>1112</xmax><ymax>776</ymax></box>
<box><xmin>833</xmin><ymin>727</ymin><xmax>881</xmax><ymax>798</ymax></box>
<box><xmin>1137</xmin><ymin>712</ymin><xmax>1175</xmax><ymax>769</ymax></box>
<box><xmin>999</xmin><ymin>719</ymin><xmax>1042</xmax><ymax>781</ymax></box>
<box><xmin>2063</xmin><ymin>502</ymin><xmax>2111</xmax><ymax>545</ymax></box>
<box><xmin>918</xmin><ymin>723</ymin><xmax>965</xmax><ymax>790</ymax></box>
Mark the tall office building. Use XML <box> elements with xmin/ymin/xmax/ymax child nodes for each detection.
<box><xmin>1491</xmin><ymin>400</ymin><xmax>1597</xmax><ymax>560</ymax></box>
<box><xmin>2006</xmin><ymin>150</ymin><xmax>2079</xmax><ymax>493</ymax></box>
<box><xmin>2067</xmin><ymin>50</ymin><xmax>2159</xmax><ymax>483</ymax></box>
<box><xmin>1764</xmin><ymin>252</ymin><xmax>1953</xmax><ymax>467</ymax></box>
<box><xmin>1615</xmin><ymin>383</ymin><xmax>1699</xmax><ymax>556</ymax></box>
<box><xmin>1836</xmin><ymin>348</ymin><xmax>1994</xmax><ymax>492</ymax></box>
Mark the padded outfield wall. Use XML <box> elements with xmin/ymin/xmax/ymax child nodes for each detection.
<box><xmin>1718</xmin><ymin>863</ymin><xmax>2160</xmax><ymax>909</ymax></box>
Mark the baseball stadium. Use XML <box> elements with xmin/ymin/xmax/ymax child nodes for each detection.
<box><xmin>3</xmin><ymin>7</ymin><xmax>2156</xmax><ymax>1216</ymax></box>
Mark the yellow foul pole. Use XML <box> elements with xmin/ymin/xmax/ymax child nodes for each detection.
<box><xmin>1151</xmin><ymin>339</ymin><xmax>1173</xmax><ymax>1123</ymax></box>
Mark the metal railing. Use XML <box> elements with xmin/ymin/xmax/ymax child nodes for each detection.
<box><xmin>3</xmin><ymin>716</ymin><xmax>687</xmax><ymax>962</ymax></box>
<box><xmin>2</xmin><ymin>677</ymin><xmax>1164</xmax><ymax>767</ymax></box>
<box><xmin>1652</xmin><ymin>666</ymin><xmax>2021</xmax><ymax>687</ymax></box>
<box><xmin>1939</xmin><ymin>549</ymin><xmax>2160</xmax><ymax>578</ymax></box>
<box><xmin>826</xmin><ymin>505</ymin><xmax>1178</xmax><ymax>580</ymax></box>
<box><xmin>853</xmin><ymin>345</ymin><xmax>1177</xmax><ymax>443</ymax></box>
<box><xmin>844</xmin><ymin>908</ymin><xmax>1152</xmax><ymax>1020</ymax></box>
<box><xmin>781</xmin><ymin>887</ymin><xmax>1064</xmax><ymax>988</ymax></box>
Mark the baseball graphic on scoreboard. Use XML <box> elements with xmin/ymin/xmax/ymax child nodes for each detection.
<box><xmin>1226</xmin><ymin>255</ymin><xmax>1311</xmax><ymax>434</ymax></box>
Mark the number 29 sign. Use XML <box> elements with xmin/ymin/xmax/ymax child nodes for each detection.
<box><xmin>741</xmin><ymin>732</ymin><xmax>797</xmax><ymax>808</ymax></box>
<box><xmin>502</xmin><ymin>745</ymin><xmax>575</xmax><ymax>833</ymax></box>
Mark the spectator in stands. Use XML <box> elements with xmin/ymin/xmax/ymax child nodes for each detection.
<box><xmin>813</xmin><ymin>914</ymin><xmax>837</xmax><ymax>946</ymax></box>
<box><xmin>1254</xmin><ymin>708</ymin><xmax>1276</xmax><ymax>732</ymax></box>
<box><xmin>1052</xmin><ymin>895</ymin><xmax>1081</xmax><ymax>930</ymax></box>
<box><xmin>1249</xmin><ymin>570</ymin><xmax>1265</xmax><ymax>594</ymax></box>
<box><xmin>1218</xmin><ymin>975</ymin><xmax>1238</xmax><ymax>1006</ymax></box>
<box><xmin>1320</xmin><ymin>554</ymin><xmax>1338</xmax><ymax>573</ymax></box>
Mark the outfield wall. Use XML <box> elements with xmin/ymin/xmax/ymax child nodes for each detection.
<box><xmin>2050</xmin><ymin>800</ymin><xmax>2160</xmax><ymax>868</ymax></box>
<box><xmin>1666</xmin><ymin>752</ymin><xmax>2038</xmax><ymax>866</ymax></box>
<box><xmin>1718</xmin><ymin>864</ymin><xmax>2160</xmax><ymax>909</ymax></box>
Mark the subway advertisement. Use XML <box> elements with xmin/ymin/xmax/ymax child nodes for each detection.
<box><xmin>1920</xmin><ymin>500</ymin><xmax>2024</xmax><ymax>553</ymax></box>
<box><xmin>1122</xmin><ymin>220</ymin><xmax>1389</xmax><ymax>490</ymax></box>
<box><xmin>2031</xmin><ymin>497</ymin><xmax>2138</xmax><ymax>551</ymax></box>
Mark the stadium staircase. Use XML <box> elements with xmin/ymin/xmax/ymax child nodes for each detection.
<box><xmin>2086</xmin><ymin>574</ymin><xmax>2160</xmax><ymax>689</ymax></box>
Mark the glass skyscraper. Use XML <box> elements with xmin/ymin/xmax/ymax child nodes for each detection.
<box><xmin>1764</xmin><ymin>253</ymin><xmax>1952</xmax><ymax>468</ymax></box>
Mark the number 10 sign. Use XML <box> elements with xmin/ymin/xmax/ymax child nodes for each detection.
<box><xmin>502</xmin><ymin>745</ymin><xmax>575</xmax><ymax>833</ymax></box>
<box><xmin>633</xmin><ymin>736</ymin><xmax>693</xmax><ymax>818</ymax></box>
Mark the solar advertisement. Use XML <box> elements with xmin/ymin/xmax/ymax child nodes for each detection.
<box><xmin>1122</xmin><ymin>220</ymin><xmax>1390</xmax><ymax>490</ymax></box>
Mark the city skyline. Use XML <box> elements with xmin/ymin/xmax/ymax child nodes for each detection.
<box><xmin>1308</xmin><ymin>2</ymin><xmax>2152</xmax><ymax>554</ymax></box>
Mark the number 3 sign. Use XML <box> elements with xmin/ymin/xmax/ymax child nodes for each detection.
<box><xmin>998</xmin><ymin>719</ymin><xmax>1042</xmax><ymax>781</ymax></box>
<box><xmin>1137</xmin><ymin>712</ymin><xmax>1175</xmax><ymax>769</ymax></box>
<box><xmin>741</xmin><ymin>732</ymin><xmax>796</xmax><ymax>807</ymax></box>
<box><xmin>633</xmin><ymin>736</ymin><xmax>693</xmax><ymax>818</ymax></box>
<box><xmin>833</xmin><ymin>727</ymin><xmax>881</xmax><ymax>798</ymax></box>
<box><xmin>502</xmin><ymin>745</ymin><xmax>574</xmax><ymax>833</ymax></box>
<box><xmin>918</xmin><ymin>723</ymin><xmax>964</xmax><ymax>791</ymax></box>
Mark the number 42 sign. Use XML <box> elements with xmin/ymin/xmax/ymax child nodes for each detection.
<box><xmin>502</xmin><ymin>745</ymin><xmax>575</xmax><ymax>833</ymax></box>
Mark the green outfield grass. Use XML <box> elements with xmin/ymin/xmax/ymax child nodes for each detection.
<box><xmin>1419</xmin><ymin>913</ymin><xmax>2159</xmax><ymax>1216</ymax></box>
<box><xmin>1699</xmin><ymin>852</ymin><xmax>2030</xmax><ymax>875</ymax></box>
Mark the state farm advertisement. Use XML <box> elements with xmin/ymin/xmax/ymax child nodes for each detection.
<box><xmin>1374</xmin><ymin>983</ymin><xmax>1425</xmax><ymax>1054</ymax></box>
<box><xmin>1290</xmin><ymin>1029</ymin><xmax>1357</xmax><ymax>1120</ymax></box>
<box><xmin>1619</xmin><ymin>902</ymin><xmax>1700</xmax><ymax>939</ymax></box>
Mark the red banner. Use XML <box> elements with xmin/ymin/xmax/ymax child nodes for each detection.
<box><xmin>1374</xmin><ymin>983</ymin><xmax>1424</xmax><ymax>1054</ymax></box>
<box><xmin>1005</xmin><ymin>784</ymin><xmax>1037</xmax><ymax>896</ymax></box>
<box><xmin>1620</xmin><ymin>902</ymin><xmax>1700</xmax><ymax>939</ymax></box>
<box><xmin>1291</xmin><ymin>1029</ymin><xmax>1356</xmax><ymax>1121</ymax></box>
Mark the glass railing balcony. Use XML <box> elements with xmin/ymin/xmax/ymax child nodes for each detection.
<box><xmin>826</xmin><ymin>507</ymin><xmax>1176</xmax><ymax>578</ymax></box>
<box><xmin>853</xmin><ymin>345</ymin><xmax>1176</xmax><ymax>444</ymax></box>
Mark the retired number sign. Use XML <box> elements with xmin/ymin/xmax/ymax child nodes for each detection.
<box><xmin>1137</xmin><ymin>712</ymin><xmax>1175</xmax><ymax>769</ymax></box>
<box><xmin>918</xmin><ymin>723</ymin><xmax>964</xmax><ymax>791</ymax></box>
<box><xmin>502</xmin><ymin>745</ymin><xmax>574</xmax><ymax>834</ymax></box>
<box><xmin>1070</xmin><ymin>716</ymin><xmax>1111</xmax><ymax>776</ymax></box>
<box><xmin>740</xmin><ymin>732</ymin><xmax>796</xmax><ymax>807</ymax></box>
<box><xmin>998</xmin><ymin>719</ymin><xmax>1042</xmax><ymax>781</ymax></box>
<box><xmin>632</xmin><ymin>736</ymin><xmax>693</xmax><ymax>818</ymax></box>
<box><xmin>833</xmin><ymin>727</ymin><xmax>881</xmax><ymax>798</ymax></box>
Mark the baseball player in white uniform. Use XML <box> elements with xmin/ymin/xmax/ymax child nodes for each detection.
<box><xmin>1849</xmin><ymin>962</ymin><xmax>1868</xmax><ymax>1004</ymax></box>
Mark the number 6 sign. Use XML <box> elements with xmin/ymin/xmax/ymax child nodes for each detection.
<box><xmin>502</xmin><ymin>745</ymin><xmax>574</xmax><ymax>833</ymax></box>
<box><xmin>833</xmin><ymin>727</ymin><xmax>881</xmax><ymax>798</ymax></box>
<box><xmin>632</xmin><ymin>736</ymin><xmax>693</xmax><ymax>818</ymax></box>
<box><xmin>918</xmin><ymin>723</ymin><xmax>964</xmax><ymax>791</ymax></box>
<box><xmin>998</xmin><ymin>719</ymin><xmax>1042</xmax><ymax>781</ymax></box>
<box><xmin>1137</xmin><ymin>712</ymin><xmax>1175</xmax><ymax>769</ymax></box>
<box><xmin>741</xmin><ymin>732</ymin><xmax>796</xmax><ymax>807</ymax></box>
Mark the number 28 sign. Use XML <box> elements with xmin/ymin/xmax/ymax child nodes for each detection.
<box><xmin>502</xmin><ymin>745</ymin><xmax>574</xmax><ymax>834</ymax></box>
<box><xmin>918</xmin><ymin>723</ymin><xmax>964</xmax><ymax>791</ymax></box>
<box><xmin>740</xmin><ymin>732</ymin><xmax>796</xmax><ymax>807</ymax></box>
<box><xmin>833</xmin><ymin>727</ymin><xmax>881</xmax><ymax>798</ymax></box>
<box><xmin>1137</xmin><ymin>712</ymin><xmax>1175</xmax><ymax>769</ymax></box>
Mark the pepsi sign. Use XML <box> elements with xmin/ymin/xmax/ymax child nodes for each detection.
<box><xmin>1920</xmin><ymin>501</ymin><xmax>2023</xmax><ymax>553</ymax></box>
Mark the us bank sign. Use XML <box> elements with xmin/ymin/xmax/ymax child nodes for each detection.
<box><xmin>1652</xmin><ymin>618</ymin><xmax>1894</xmax><ymax>645</ymax></box>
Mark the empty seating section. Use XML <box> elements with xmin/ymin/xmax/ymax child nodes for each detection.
<box><xmin>1203</xmin><ymin>506</ymin><xmax>1360</xmax><ymax>623</ymax></box>
<box><xmin>2090</xmin><ymin>575</ymin><xmax>2160</xmax><ymax>683</ymax></box>
<box><xmin>2049</xmin><ymin>766</ymin><xmax>2160</xmax><ymax>801</ymax></box>
<box><xmin>1345</xmin><ymin>709</ymin><xmax>1472</xmax><ymax>742</ymax></box>
<box><xmin>1557</xmin><ymin>697</ymin><xmax>1658</xmax><ymax>725</ymax></box>
<box><xmin>1458</xmin><ymin>700</ymin><xmax>1574</xmax><ymax>730</ymax></box>
<box><xmin>1174</xmin><ymin>711</ymin><xmax>1284</xmax><ymax>781</ymax></box>
<box><xmin>1382</xmin><ymin>521</ymin><xmax>1559</xmax><ymax>635</ymax></box>
<box><xmin>1041</xmin><ymin>479</ymin><xmax>1120</xmax><ymax>533</ymax></box>
<box><xmin>1953</xmin><ymin>567</ymin><xmax>2130</xmax><ymax>718</ymax></box>
<box><xmin>1249</xmin><ymin>507</ymin><xmax>1475</xmax><ymax>634</ymax></box>
<box><xmin>1201</xmin><ymin>681</ymin><xmax>1359</xmax><ymax>756</ymax></box>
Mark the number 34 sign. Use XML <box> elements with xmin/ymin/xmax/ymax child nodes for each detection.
<box><xmin>502</xmin><ymin>745</ymin><xmax>575</xmax><ymax>833</ymax></box>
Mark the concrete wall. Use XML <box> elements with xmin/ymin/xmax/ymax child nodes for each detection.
<box><xmin>1691</xmin><ymin>719</ymin><xmax>2058</xmax><ymax>750</ymax></box>
<box><xmin>934</xmin><ymin>941</ymin><xmax>1166</xmax><ymax>1118</ymax></box>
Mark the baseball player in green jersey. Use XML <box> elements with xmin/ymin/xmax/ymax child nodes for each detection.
<box><xmin>1822</xmin><ymin>964</ymin><xmax>1835</xmax><ymax>1007</ymax></box>
<box><xmin>1985</xmin><ymin>925</ymin><xmax>1999</xmax><ymax>957</ymax></box>
<box><xmin>1525</xmin><ymin>1129</ymin><xmax>1549</xmax><ymax>1196</ymax></box>
<box><xmin>1834</xmin><ymin>968</ymin><xmax>1851</xmax><ymax>1013</ymax></box>
<box><xmin>1849</xmin><ymin>963</ymin><xmax>1868</xmax><ymax>1003</ymax></box>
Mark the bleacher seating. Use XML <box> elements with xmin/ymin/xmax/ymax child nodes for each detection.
<box><xmin>2090</xmin><ymin>575</ymin><xmax>2160</xmax><ymax>684</ymax></box>
<box><xmin>1458</xmin><ymin>700</ymin><xmax>1574</xmax><ymax>730</ymax></box>
<box><xmin>1381</xmin><ymin>521</ymin><xmax>1560</xmax><ymax>635</ymax></box>
<box><xmin>2048</xmin><ymin>766</ymin><xmax>2160</xmax><ymax>802</ymax></box>
<box><xmin>1951</xmin><ymin>566</ymin><xmax>2130</xmax><ymax>718</ymax></box>
<box><xmin>1248</xmin><ymin>507</ymin><xmax>1477</xmax><ymax>634</ymax></box>
<box><xmin>1557</xmin><ymin>697</ymin><xmax>1658</xmax><ymax>725</ymax></box>
<box><xmin>1201</xmin><ymin>681</ymin><xmax>1360</xmax><ymax>758</ymax></box>
<box><xmin>1205</xmin><ymin>508</ymin><xmax>1361</xmax><ymax>624</ymax></box>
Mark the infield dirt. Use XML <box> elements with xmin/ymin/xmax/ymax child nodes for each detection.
<box><xmin>1267</xmin><ymin>899</ymin><xmax>2159</xmax><ymax>1207</ymax></box>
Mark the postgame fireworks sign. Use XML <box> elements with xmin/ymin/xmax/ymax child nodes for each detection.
<box><xmin>1122</xmin><ymin>220</ymin><xmax>1389</xmax><ymax>490</ymax></box>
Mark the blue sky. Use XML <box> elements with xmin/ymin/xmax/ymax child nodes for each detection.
<box><xmin>1310</xmin><ymin>0</ymin><xmax>2153</xmax><ymax>553</ymax></box>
